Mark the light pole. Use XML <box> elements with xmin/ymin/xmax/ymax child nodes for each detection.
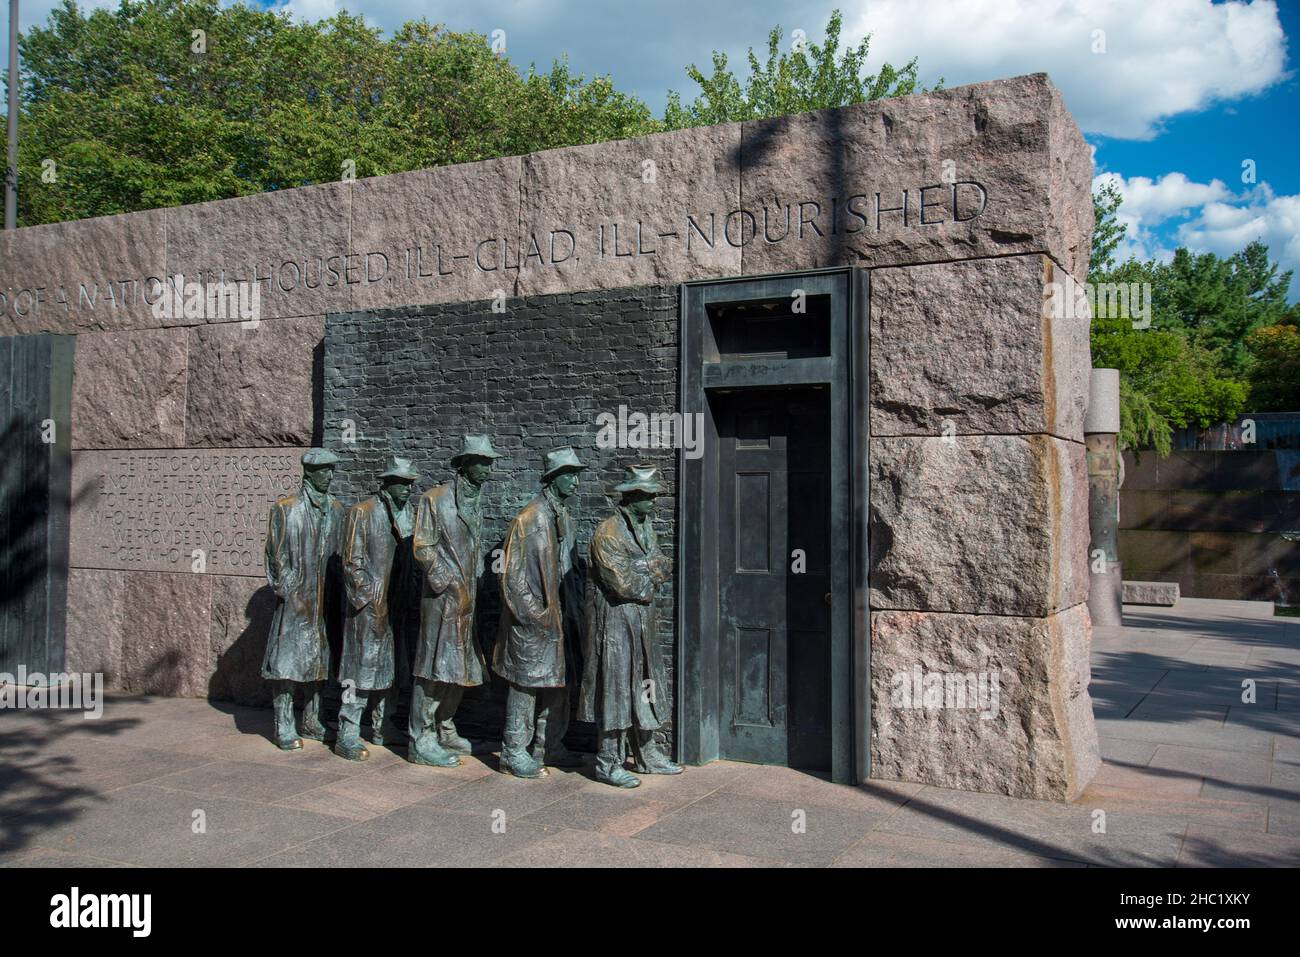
<box><xmin>5</xmin><ymin>0</ymin><xmax>17</xmax><ymax>229</ymax></box>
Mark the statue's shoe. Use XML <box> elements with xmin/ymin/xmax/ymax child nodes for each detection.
<box><xmin>536</xmin><ymin>747</ymin><xmax>586</xmax><ymax>768</ymax></box>
<box><xmin>500</xmin><ymin>751</ymin><xmax>544</xmax><ymax>779</ymax></box>
<box><xmin>408</xmin><ymin>741</ymin><xmax>459</xmax><ymax>768</ymax></box>
<box><xmin>333</xmin><ymin>741</ymin><xmax>370</xmax><ymax>762</ymax></box>
<box><xmin>634</xmin><ymin>759</ymin><xmax>684</xmax><ymax>775</ymax></box>
<box><xmin>275</xmin><ymin>737</ymin><xmax>303</xmax><ymax>752</ymax></box>
<box><xmin>438</xmin><ymin>727</ymin><xmax>473</xmax><ymax>754</ymax></box>
<box><xmin>596</xmin><ymin>767</ymin><xmax>641</xmax><ymax>789</ymax></box>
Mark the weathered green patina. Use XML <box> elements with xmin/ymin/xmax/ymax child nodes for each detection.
<box><xmin>408</xmin><ymin>435</ymin><xmax>501</xmax><ymax>768</ymax></box>
<box><xmin>334</xmin><ymin>456</ymin><xmax>419</xmax><ymax>762</ymax></box>
<box><xmin>493</xmin><ymin>446</ymin><xmax>588</xmax><ymax>778</ymax></box>
<box><xmin>262</xmin><ymin>448</ymin><xmax>345</xmax><ymax>751</ymax></box>
<box><xmin>581</xmin><ymin>465</ymin><xmax>681</xmax><ymax>788</ymax></box>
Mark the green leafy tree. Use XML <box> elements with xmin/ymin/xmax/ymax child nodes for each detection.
<box><xmin>1152</xmin><ymin>242</ymin><xmax>1293</xmax><ymax>378</ymax></box>
<box><xmin>663</xmin><ymin>9</ymin><xmax>931</xmax><ymax>128</ymax></box>
<box><xmin>1087</xmin><ymin>188</ymin><xmax>1253</xmax><ymax>454</ymax></box>
<box><xmin>1091</xmin><ymin>303</ymin><xmax>1249</xmax><ymax>454</ymax></box>
<box><xmin>1090</xmin><ymin>181</ymin><xmax>1127</xmax><ymax>275</ymax></box>
<box><xmin>9</xmin><ymin>0</ymin><xmax>659</xmax><ymax>225</ymax></box>
<box><xmin>7</xmin><ymin>3</ymin><xmax>938</xmax><ymax>225</ymax></box>
<box><xmin>1244</xmin><ymin>323</ymin><xmax>1300</xmax><ymax>411</ymax></box>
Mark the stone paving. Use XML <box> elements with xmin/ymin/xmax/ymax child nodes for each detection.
<box><xmin>2</xmin><ymin>597</ymin><xmax>1298</xmax><ymax>867</ymax></box>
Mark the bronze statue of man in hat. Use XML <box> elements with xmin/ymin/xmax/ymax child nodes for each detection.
<box><xmin>493</xmin><ymin>446</ymin><xmax>588</xmax><ymax>778</ymax></box>
<box><xmin>580</xmin><ymin>464</ymin><xmax>682</xmax><ymax>787</ymax></box>
<box><xmin>262</xmin><ymin>447</ymin><xmax>346</xmax><ymax>751</ymax></box>
<box><xmin>408</xmin><ymin>435</ymin><xmax>501</xmax><ymax>767</ymax></box>
<box><xmin>334</xmin><ymin>455</ymin><xmax>421</xmax><ymax>761</ymax></box>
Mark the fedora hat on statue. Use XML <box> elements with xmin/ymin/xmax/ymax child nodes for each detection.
<box><xmin>614</xmin><ymin>464</ymin><xmax>667</xmax><ymax>496</ymax></box>
<box><xmin>450</xmin><ymin>434</ymin><xmax>502</xmax><ymax>467</ymax></box>
<box><xmin>378</xmin><ymin>456</ymin><xmax>421</xmax><ymax>482</ymax></box>
<box><xmin>541</xmin><ymin>446</ymin><xmax>586</xmax><ymax>482</ymax></box>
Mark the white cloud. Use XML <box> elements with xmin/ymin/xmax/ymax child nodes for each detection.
<box><xmin>1093</xmin><ymin>172</ymin><xmax>1175</xmax><ymax>263</ymax></box>
<box><xmin>849</xmin><ymin>0</ymin><xmax>1290</xmax><ymax>139</ymax></box>
<box><xmin>1096</xmin><ymin>171</ymin><xmax>1231</xmax><ymax>225</ymax></box>
<box><xmin>1096</xmin><ymin>172</ymin><xmax>1300</xmax><ymax>281</ymax></box>
<box><xmin>273</xmin><ymin>0</ymin><xmax>347</xmax><ymax>24</ymax></box>
<box><xmin>1178</xmin><ymin>185</ymin><xmax>1300</xmax><ymax>274</ymax></box>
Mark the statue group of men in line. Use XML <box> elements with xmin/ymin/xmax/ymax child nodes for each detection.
<box><xmin>259</xmin><ymin>438</ymin><xmax>681</xmax><ymax>789</ymax></box>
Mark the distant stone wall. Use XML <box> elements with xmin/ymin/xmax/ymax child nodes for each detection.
<box><xmin>1119</xmin><ymin>449</ymin><xmax>1300</xmax><ymax>602</ymax></box>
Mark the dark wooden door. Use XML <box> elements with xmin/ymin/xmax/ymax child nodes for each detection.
<box><xmin>715</xmin><ymin>387</ymin><xmax>832</xmax><ymax>771</ymax></box>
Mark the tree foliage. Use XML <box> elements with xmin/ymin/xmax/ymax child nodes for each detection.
<box><xmin>6</xmin><ymin>3</ymin><xmax>938</xmax><ymax>226</ymax></box>
<box><xmin>1245</xmin><ymin>323</ymin><xmax>1300</xmax><ymax>411</ymax></box>
<box><xmin>663</xmin><ymin>9</ymin><xmax>930</xmax><ymax>128</ymax></box>
<box><xmin>1090</xmin><ymin>181</ymin><xmax>1127</xmax><ymax>275</ymax></box>
<box><xmin>1091</xmin><ymin>299</ymin><xmax>1249</xmax><ymax>454</ymax></box>
<box><xmin>1154</xmin><ymin>242</ymin><xmax>1293</xmax><ymax>378</ymax></box>
<box><xmin>10</xmin><ymin>0</ymin><xmax>659</xmax><ymax>225</ymax></box>
<box><xmin>1085</xmin><ymin>190</ymin><xmax>1287</xmax><ymax>454</ymax></box>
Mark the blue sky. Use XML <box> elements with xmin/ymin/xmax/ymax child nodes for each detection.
<box><xmin>20</xmin><ymin>0</ymin><xmax>1299</xmax><ymax>289</ymax></box>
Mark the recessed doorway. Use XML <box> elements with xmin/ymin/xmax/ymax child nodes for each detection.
<box><xmin>677</xmin><ymin>271</ymin><xmax>867</xmax><ymax>784</ymax></box>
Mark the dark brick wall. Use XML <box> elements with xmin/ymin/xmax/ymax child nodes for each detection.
<box><xmin>324</xmin><ymin>285</ymin><xmax>680</xmax><ymax>752</ymax></box>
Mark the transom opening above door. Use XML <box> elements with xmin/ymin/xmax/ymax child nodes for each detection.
<box><xmin>705</xmin><ymin>294</ymin><xmax>833</xmax><ymax>362</ymax></box>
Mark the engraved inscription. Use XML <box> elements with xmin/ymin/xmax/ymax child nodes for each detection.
<box><xmin>69</xmin><ymin>448</ymin><xmax>307</xmax><ymax>576</ymax></box>
<box><xmin>1</xmin><ymin>182</ymin><xmax>990</xmax><ymax>320</ymax></box>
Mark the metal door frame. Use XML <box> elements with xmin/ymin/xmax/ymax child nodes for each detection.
<box><xmin>676</xmin><ymin>268</ymin><xmax>869</xmax><ymax>784</ymax></box>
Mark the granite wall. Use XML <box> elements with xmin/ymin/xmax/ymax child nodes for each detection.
<box><xmin>867</xmin><ymin>254</ymin><xmax>1099</xmax><ymax>800</ymax></box>
<box><xmin>1</xmin><ymin>72</ymin><xmax>1098</xmax><ymax>799</ymax></box>
<box><xmin>1119</xmin><ymin>449</ymin><xmax>1300</xmax><ymax>602</ymax></box>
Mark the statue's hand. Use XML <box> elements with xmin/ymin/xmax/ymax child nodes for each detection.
<box><xmin>649</xmin><ymin>556</ymin><xmax>672</xmax><ymax>584</ymax></box>
<box><xmin>277</xmin><ymin>569</ymin><xmax>302</xmax><ymax>598</ymax></box>
<box><xmin>426</xmin><ymin>557</ymin><xmax>455</xmax><ymax>595</ymax></box>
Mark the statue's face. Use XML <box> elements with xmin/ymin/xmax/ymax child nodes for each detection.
<box><xmin>551</xmin><ymin>470</ymin><xmax>580</xmax><ymax>498</ymax></box>
<box><xmin>461</xmin><ymin>457</ymin><xmax>493</xmax><ymax>487</ymax></box>
<box><xmin>304</xmin><ymin>465</ymin><xmax>334</xmax><ymax>493</ymax></box>
<box><xmin>385</xmin><ymin>479</ymin><xmax>413</xmax><ymax>509</ymax></box>
<box><xmin>626</xmin><ymin>492</ymin><xmax>657</xmax><ymax>520</ymax></box>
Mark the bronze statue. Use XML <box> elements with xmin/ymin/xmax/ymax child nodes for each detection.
<box><xmin>580</xmin><ymin>465</ymin><xmax>681</xmax><ymax>787</ymax></box>
<box><xmin>262</xmin><ymin>448</ymin><xmax>345</xmax><ymax>751</ymax></box>
<box><xmin>493</xmin><ymin>446</ymin><xmax>588</xmax><ymax>778</ymax></box>
<box><xmin>408</xmin><ymin>435</ymin><xmax>501</xmax><ymax>767</ymax></box>
<box><xmin>334</xmin><ymin>456</ymin><xmax>420</xmax><ymax>761</ymax></box>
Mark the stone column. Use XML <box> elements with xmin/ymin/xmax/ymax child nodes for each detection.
<box><xmin>1085</xmin><ymin>368</ymin><xmax>1123</xmax><ymax>627</ymax></box>
<box><xmin>868</xmin><ymin>255</ymin><xmax>1101</xmax><ymax>802</ymax></box>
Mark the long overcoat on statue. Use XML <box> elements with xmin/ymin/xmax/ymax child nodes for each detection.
<box><xmin>579</xmin><ymin>507</ymin><xmax>670</xmax><ymax>730</ymax></box>
<box><xmin>412</xmin><ymin>480</ymin><xmax>487</xmax><ymax>686</ymax></box>
<box><xmin>493</xmin><ymin>491</ymin><xmax>577</xmax><ymax>689</ymax></box>
<box><xmin>261</xmin><ymin>486</ymin><xmax>345</xmax><ymax>683</ymax></box>
<box><xmin>338</xmin><ymin>492</ymin><xmax>411</xmax><ymax>692</ymax></box>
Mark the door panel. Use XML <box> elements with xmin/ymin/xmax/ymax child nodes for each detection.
<box><xmin>734</xmin><ymin>626</ymin><xmax>776</xmax><ymax>726</ymax></box>
<box><xmin>715</xmin><ymin>387</ymin><xmax>832</xmax><ymax>771</ymax></box>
